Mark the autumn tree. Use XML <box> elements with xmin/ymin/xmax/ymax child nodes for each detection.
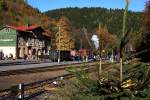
<box><xmin>96</xmin><ymin>24</ymin><xmax>117</xmax><ymax>53</ymax></box>
<box><xmin>55</xmin><ymin>16</ymin><xmax>75</xmax><ymax>51</ymax></box>
<box><xmin>0</xmin><ymin>0</ymin><xmax>7</xmax><ymax>11</ymax></box>
<box><xmin>137</xmin><ymin>0</ymin><xmax>150</xmax><ymax>62</ymax></box>
<box><xmin>96</xmin><ymin>24</ymin><xmax>117</xmax><ymax>75</ymax></box>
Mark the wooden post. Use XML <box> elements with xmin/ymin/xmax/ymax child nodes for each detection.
<box><xmin>111</xmin><ymin>49</ymin><xmax>114</xmax><ymax>62</ymax></box>
<box><xmin>120</xmin><ymin>58</ymin><xmax>123</xmax><ymax>82</ymax></box>
<box><xmin>10</xmin><ymin>85</ymin><xmax>18</xmax><ymax>100</ymax></box>
<box><xmin>99</xmin><ymin>58</ymin><xmax>102</xmax><ymax>74</ymax></box>
<box><xmin>18</xmin><ymin>83</ymin><xmax>24</xmax><ymax>100</ymax></box>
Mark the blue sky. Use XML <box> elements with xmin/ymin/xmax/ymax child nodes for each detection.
<box><xmin>27</xmin><ymin>0</ymin><xmax>148</xmax><ymax>12</ymax></box>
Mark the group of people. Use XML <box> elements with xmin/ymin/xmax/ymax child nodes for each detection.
<box><xmin>0</xmin><ymin>51</ymin><xmax>13</xmax><ymax>60</ymax></box>
<box><xmin>0</xmin><ymin>51</ymin><xmax>4</xmax><ymax>60</ymax></box>
<box><xmin>23</xmin><ymin>50</ymin><xmax>43</xmax><ymax>60</ymax></box>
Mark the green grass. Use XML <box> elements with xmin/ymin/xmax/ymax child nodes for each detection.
<box><xmin>58</xmin><ymin>62</ymin><xmax>150</xmax><ymax>100</ymax></box>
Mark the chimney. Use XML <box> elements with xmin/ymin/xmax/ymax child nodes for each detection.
<box><xmin>27</xmin><ymin>24</ymin><xmax>31</xmax><ymax>27</ymax></box>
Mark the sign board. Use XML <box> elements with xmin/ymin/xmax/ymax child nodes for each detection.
<box><xmin>0</xmin><ymin>28</ymin><xmax>17</xmax><ymax>46</ymax></box>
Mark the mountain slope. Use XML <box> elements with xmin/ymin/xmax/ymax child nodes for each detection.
<box><xmin>46</xmin><ymin>7</ymin><xmax>142</xmax><ymax>35</ymax></box>
<box><xmin>0</xmin><ymin>0</ymin><xmax>55</xmax><ymax>31</ymax></box>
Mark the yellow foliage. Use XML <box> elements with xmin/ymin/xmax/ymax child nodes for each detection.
<box><xmin>121</xmin><ymin>79</ymin><xmax>135</xmax><ymax>89</ymax></box>
<box><xmin>55</xmin><ymin>17</ymin><xmax>75</xmax><ymax>51</ymax></box>
<box><xmin>96</xmin><ymin>25</ymin><xmax>117</xmax><ymax>50</ymax></box>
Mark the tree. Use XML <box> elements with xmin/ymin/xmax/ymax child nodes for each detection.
<box><xmin>0</xmin><ymin>0</ymin><xmax>8</xmax><ymax>12</ymax></box>
<box><xmin>55</xmin><ymin>16</ymin><xmax>75</xmax><ymax>51</ymax></box>
<box><xmin>119</xmin><ymin>0</ymin><xmax>130</xmax><ymax>82</ymax></box>
<box><xmin>137</xmin><ymin>0</ymin><xmax>150</xmax><ymax>62</ymax></box>
<box><xmin>96</xmin><ymin>24</ymin><xmax>117</xmax><ymax>78</ymax></box>
<box><xmin>46</xmin><ymin>7</ymin><xmax>141</xmax><ymax>35</ymax></box>
<box><xmin>96</xmin><ymin>24</ymin><xmax>117</xmax><ymax>53</ymax></box>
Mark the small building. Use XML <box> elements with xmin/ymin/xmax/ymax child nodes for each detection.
<box><xmin>0</xmin><ymin>25</ymin><xmax>51</xmax><ymax>59</ymax></box>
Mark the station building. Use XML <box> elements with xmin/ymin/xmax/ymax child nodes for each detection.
<box><xmin>0</xmin><ymin>25</ymin><xmax>51</xmax><ymax>59</ymax></box>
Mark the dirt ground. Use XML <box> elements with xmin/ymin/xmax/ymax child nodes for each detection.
<box><xmin>0</xmin><ymin>70</ymin><xmax>69</xmax><ymax>90</ymax></box>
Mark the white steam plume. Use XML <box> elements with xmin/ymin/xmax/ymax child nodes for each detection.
<box><xmin>91</xmin><ymin>35</ymin><xmax>99</xmax><ymax>50</ymax></box>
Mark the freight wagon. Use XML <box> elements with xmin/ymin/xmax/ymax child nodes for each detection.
<box><xmin>49</xmin><ymin>50</ymin><xmax>72</xmax><ymax>61</ymax></box>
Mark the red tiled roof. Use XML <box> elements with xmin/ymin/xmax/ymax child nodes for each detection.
<box><xmin>6</xmin><ymin>25</ymin><xmax>52</xmax><ymax>37</ymax></box>
<box><xmin>6</xmin><ymin>25</ymin><xmax>40</xmax><ymax>31</ymax></box>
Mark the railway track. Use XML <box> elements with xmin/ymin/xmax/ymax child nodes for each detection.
<box><xmin>24</xmin><ymin>63</ymin><xmax>113</xmax><ymax>99</ymax></box>
<box><xmin>0</xmin><ymin>61</ymin><xmax>115</xmax><ymax>99</ymax></box>
<box><xmin>0</xmin><ymin>60</ymin><xmax>41</xmax><ymax>66</ymax></box>
<box><xmin>0</xmin><ymin>61</ymin><xmax>98</xmax><ymax>76</ymax></box>
<box><xmin>0</xmin><ymin>73</ymin><xmax>74</xmax><ymax>100</ymax></box>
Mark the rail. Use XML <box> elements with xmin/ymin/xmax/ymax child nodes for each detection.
<box><xmin>0</xmin><ymin>61</ymin><xmax>97</xmax><ymax>76</ymax></box>
<box><xmin>0</xmin><ymin>61</ymin><xmax>114</xmax><ymax>99</ymax></box>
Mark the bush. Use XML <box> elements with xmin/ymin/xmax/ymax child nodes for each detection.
<box><xmin>59</xmin><ymin>62</ymin><xmax>150</xmax><ymax>100</ymax></box>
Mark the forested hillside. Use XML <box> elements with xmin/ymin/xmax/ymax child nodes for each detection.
<box><xmin>0</xmin><ymin>0</ymin><xmax>143</xmax><ymax>49</ymax></box>
<box><xmin>46</xmin><ymin>7</ymin><xmax>142</xmax><ymax>35</ymax></box>
<box><xmin>0</xmin><ymin>0</ymin><xmax>55</xmax><ymax>31</ymax></box>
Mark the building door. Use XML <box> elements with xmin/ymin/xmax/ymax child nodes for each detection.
<box><xmin>32</xmin><ymin>49</ymin><xmax>36</xmax><ymax>59</ymax></box>
<box><xmin>16</xmin><ymin>47</ymin><xmax>20</xmax><ymax>58</ymax></box>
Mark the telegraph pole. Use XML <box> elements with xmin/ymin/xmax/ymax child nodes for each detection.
<box><xmin>58</xmin><ymin>26</ymin><xmax>60</xmax><ymax>63</ymax></box>
<box><xmin>99</xmin><ymin>23</ymin><xmax>102</xmax><ymax>75</ymax></box>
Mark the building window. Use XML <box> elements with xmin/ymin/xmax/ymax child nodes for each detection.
<box><xmin>18</xmin><ymin>37</ymin><xmax>24</xmax><ymax>46</ymax></box>
<box><xmin>5</xmin><ymin>28</ymin><xmax>10</xmax><ymax>33</ymax></box>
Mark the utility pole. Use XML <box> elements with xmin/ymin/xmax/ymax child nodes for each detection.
<box><xmin>83</xmin><ymin>27</ymin><xmax>93</xmax><ymax>49</ymax></box>
<box><xmin>80</xmin><ymin>39</ymin><xmax>83</xmax><ymax>50</ymax></box>
<box><xmin>51</xmin><ymin>39</ymin><xmax>56</xmax><ymax>62</ymax></box>
<box><xmin>82</xmin><ymin>27</ymin><xmax>92</xmax><ymax>62</ymax></box>
<box><xmin>58</xmin><ymin>26</ymin><xmax>60</xmax><ymax>63</ymax></box>
<box><xmin>99</xmin><ymin>23</ymin><xmax>102</xmax><ymax>75</ymax></box>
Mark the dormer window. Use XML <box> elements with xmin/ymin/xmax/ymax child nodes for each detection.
<box><xmin>5</xmin><ymin>28</ymin><xmax>10</xmax><ymax>33</ymax></box>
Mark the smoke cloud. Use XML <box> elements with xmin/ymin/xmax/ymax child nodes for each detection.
<box><xmin>91</xmin><ymin>35</ymin><xmax>99</xmax><ymax>50</ymax></box>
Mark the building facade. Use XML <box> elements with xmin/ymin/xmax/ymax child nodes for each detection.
<box><xmin>0</xmin><ymin>25</ymin><xmax>51</xmax><ymax>59</ymax></box>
